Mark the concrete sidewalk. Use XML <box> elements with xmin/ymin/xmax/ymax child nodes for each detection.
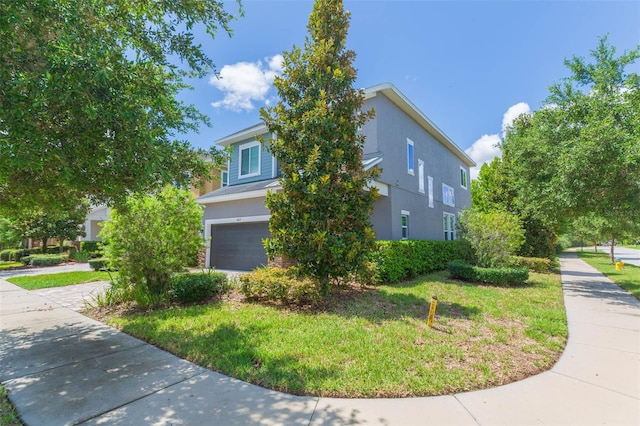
<box><xmin>1</xmin><ymin>253</ymin><xmax>638</xmax><ymax>425</ymax></box>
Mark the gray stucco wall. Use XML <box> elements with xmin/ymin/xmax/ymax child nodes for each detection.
<box><xmin>202</xmin><ymin>197</ymin><xmax>270</xmax><ymax>221</ymax></box>
<box><xmin>367</xmin><ymin>92</ymin><xmax>471</xmax><ymax>240</ymax></box>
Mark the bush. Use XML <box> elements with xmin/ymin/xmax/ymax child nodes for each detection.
<box><xmin>170</xmin><ymin>271</ymin><xmax>228</xmax><ymax>304</ymax></box>
<box><xmin>89</xmin><ymin>258</ymin><xmax>110</xmax><ymax>271</ymax></box>
<box><xmin>511</xmin><ymin>256</ymin><xmax>553</xmax><ymax>273</ymax></box>
<box><xmin>70</xmin><ymin>250</ymin><xmax>91</xmax><ymax>263</ymax></box>
<box><xmin>448</xmin><ymin>260</ymin><xmax>529</xmax><ymax>286</ymax></box>
<box><xmin>371</xmin><ymin>240</ymin><xmax>473</xmax><ymax>283</ymax></box>
<box><xmin>21</xmin><ymin>254</ymin><xmax>68</xmax><ymax>266</ymax></box>
<box><xmin>80</xmin><ymin>240</ymin><xmax>100</xmax><ymax>253</ymax></box>
<box><xmin>239</xmin><ymin>267</ymin><xmax>320</xmax><ymax>305</ymax></box>
<box><xmin>0</xmin><ymin>249</ymin><xmax>12</xmax><ymax>261</ymax></box>
<box><xmin>9</xmin><ymin>249</ymin><xmax>29</xmax><ymax>261</ymax></box>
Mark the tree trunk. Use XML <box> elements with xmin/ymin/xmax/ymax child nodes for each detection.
<box><xmin>610</xmin><ymin>234</ymin><xmax>616</xmax><ymax>264</ymax></box>
<box><xmin>59</xmin><ymin>238</ymin><xmax>64</xmax><ymax>253</ymax></box>
<box><xmin>41</xmin><ymin>237</ymin><xmax>47</xmax><ymax>253</ymax></box>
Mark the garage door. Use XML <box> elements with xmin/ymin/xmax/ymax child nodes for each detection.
<box><xmin>210</xmin><ymin>222</ymin><xmax>270</xmax><ymax>270</ymax></box>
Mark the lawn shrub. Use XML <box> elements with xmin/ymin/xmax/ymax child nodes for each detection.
<box><xmin>70</xmin><ymin>250</ymin><xmax>91</xmax><ymax>263</ymax></box>
<box><xmin>170</xmin><ymin>271</ymin><xmax>228</xmax><ymax>303</ymax></box>
<box><xmin>89</xmin><ymin>258</ymin><xmax>109</xmax><ymax>271</ymax></box>
<box><xmin>239</xmin><ymin>267</ymin><xmax>320</xmax><ymax>305</ymax></box>
<box><xmin>371</xmin><ymin>240</ymin><xmax>472</xmax><ymax>283</ymax></box>
<box><xmin>511</xmin><ymin>256</ymin><xmax>553</xmax><ymax>273</ymax></box>
<box><xmin>448</xmin><ymin>260</ymin><xmax>529</xmax><ymax>286</ymax></box>
<box><xmin>21</xmin><ymin>254</ymin><xmax>68</xmax><ymax>266</ymax></box>
<box><xmin>80</xmin><ymin>241</ymin><xmax>100</xmax><ymax>253</ymax></box>
<box><xmin>0</xmin><ymin>249</ymin><xmax>11</xmax><ymax>261</ymax></box>
<box><xmin>8</xmin><ymin>249</ymin><xmax>29</xmax><ymax>261</ymax></box>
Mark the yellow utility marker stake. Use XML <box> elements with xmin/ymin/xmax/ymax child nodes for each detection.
<box><xmin>427</xmin><ymin>296</ymin><xmax>438</xmax><ymax>328</ymax></box>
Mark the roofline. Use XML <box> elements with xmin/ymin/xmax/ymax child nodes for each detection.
<box><xmin>216</xmin><ymin>123</ymin><xmax>268</xmax><ymax>147</ymax></box>
<box><xmin>364</xmin><ymin>83</ymin><xmax>476</xmax><ymax>167</ymax></box>
<box><xmin>214</xmin><ymin>83</ymin><xmax>476</xmax><ymax>167</ymax></box>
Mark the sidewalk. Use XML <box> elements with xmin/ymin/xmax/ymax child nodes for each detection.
<box><xmin>1</xmin><ymin>253</ymin><xmax>638</xmax><ymax>425</ymax></box>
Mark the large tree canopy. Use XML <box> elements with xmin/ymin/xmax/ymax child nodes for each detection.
<box><xmin>502</xmin><ymin>37</ymin><xmax>640</xmax><ymax>259</ymax></box>
<box><xmin>260</xmin><ymin>0</ymin><xmax>378</xmax><ymax>293</ymax></box>
<box><xmin>0</xmin><ymin>0</ymin><xmax>240</xmax><ymax>212</ymax></box>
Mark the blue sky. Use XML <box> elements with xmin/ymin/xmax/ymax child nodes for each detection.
<box><xmin>179</xmin><ymin>0</ymin><xmax>640</xmax><ymax>178</ymax></box>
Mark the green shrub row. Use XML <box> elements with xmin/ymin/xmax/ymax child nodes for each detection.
<box><xmin>89</xmin><ymin>258</ymin><xmax>110</xmax><ymax>271</ymax></box>
<box><xmin>510</xmin><ymin>256</ymin><xmax>553</xmax><ymax>273</ymax></box>
<box><xmin>239</xmin><ymin>267</ymin><xmax>320</xmax><ymax>305</ymax></box>
<box><xmin>1</xmin><ymin>246</ymin><xmax>75</xmax><ymax>262</ymax></box>
<box><xmin>370</xmin><ymin>240</ymin><xmax>473</xmax><ymax>283</ymax></box>
<box><xmin>20</xmin><ymin>254</ymin><xmax>69</xmax><ymax>267</ymax></box>
<box><xmin>448</xmin><ymin>260</ymin><xmax>529</xmax><ymax>286</ymax></box>
<box><xmin>170</xmin><ymin>271</ymin><xmax>228</xmax><ymax>304</ymax></box>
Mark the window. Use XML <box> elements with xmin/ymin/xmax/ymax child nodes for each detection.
<box><xmin>401</xmin><ymin>210</ymin><xmax>410</xmax><ymax>239</ymax></box>
<box><xmin>221</xmin><ymin>170</ymin><xmax>228</xmax><ymax>187</ymax></box>
<box><xmin>460</xmin><ymin>167</ymin><xmax>468</xmax><ymax>189</ymax></box>
<box><xmin>428</xmin><ymin>176</ymin><xmax>434</xmax><ymax>208</ymax></box>
<box><xmin>443</xmin><ymin>184</ymin><xmax>455</xmax><ymax>207</ymax></box>
<box><xmin>443</xmin><ymin>212</ymin><xmax>456</xmax><ymax>240</ymax></box>
<box><xmin>239</xmin><ymin>142</ymin><xmax>260</xmax><ymax>178</ymax></box>
<box><xmin>407</xmin><ymin>138</ymin><xmax>414</xmax><ymax>175</ymax></box>
<box><xmin>418</xmin><ymin>159</ymin><xmax>425</xmax><ymax>194</ymax></box>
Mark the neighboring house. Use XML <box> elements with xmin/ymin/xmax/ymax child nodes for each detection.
<box><xmin>197</xmin><ymin>83</ymin><xmax>476</xmax><ymax>270</ymax></box>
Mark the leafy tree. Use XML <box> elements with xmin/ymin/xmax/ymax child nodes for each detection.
<box><xmin>0</xmin><ymin>0</ymin><xmax>240</xmax><ymax>211</ymax></box>
<box><xmin>260</xmin><ymin>0</ymin><xmax>378</xmax><ymax>295</ymax></box>
<box><xmin>457</xmin><ymin>210</ymin><xmax>525</xmax><ymax>268</ymax></box>
<box><xmin>502</xmin><ymin>37</ymin><xmax>640</xmax><ymax>262</ymax></box>
<box><xmin>0</xmin><ymin>218</ymin><xmax>21</xmax><ymax>250</ymax></box>
<box><xmin>100</xmin><ymin>187</ymin><xmax>203</xmax><ymax>308</ymax></box>
<box><xmin>12</xmin><ymin>200</ymin><xmax>90</xmax><ymax>251</ymax></box>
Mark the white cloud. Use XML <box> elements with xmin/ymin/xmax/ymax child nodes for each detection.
<box><xmin>501</xmin><ymin>102</ymin><xmax>531</xmax><ymax>136</ymax></box>
<box><xmin>209</xmin><ymin>54</ymin><xmax>283</xmax><ymax>112</ymax></box>
<box><xmin>465</xmin><ymin>134</ymin><xmax>502</xmax><ymax>181</ymax></box>
<box><xmin>466</xmin><ymin>101</ymin><xmax>531</xmax><ymax>181</ymax></box>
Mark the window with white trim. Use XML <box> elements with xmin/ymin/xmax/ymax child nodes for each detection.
<box><xmin>428</xmin><ymin>176</ymin><xmax>434</xmax><ymax>208</ymax></box>
<box><xmin>239</xmin><ymin>141</ymin><xmax>261</xmax><ymax>178</ymax></box>
<box><xmin>418</xmin><ymin>159</ymin><xmax>425</xmax><ymax>194</ymax></box>
<box><xmin>407</xmin><ymin>138</ymin><xmax>414</xmax><ymax>175</ymax></box>
<box><xmin>401</xmin><ymin>210</ymin><xmax>410</xmax><ymax>239</ymax></box>
<box><xmin>460</xmin><ymin>167</ymin><xmax>468</xmax><ymax>189</ymax></box>
<box><xmin>443</xmin><ymin>183</ymin><xmax>455</xmax><ymax>207</ymax></box>
<box><xmin>443</xmin><ymin>212</ymin><xmax>456</xmax><ymax>240</ymax></box>
<box><xmin>221</xmin><ymin>170</ymin><xmax>228</xmax><ymax>187</ymax></box>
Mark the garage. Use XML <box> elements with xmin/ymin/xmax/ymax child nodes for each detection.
<box><xmin>209</xmin><ymin>222</ymin><xmax>270</xmax><ymax>270</ymax></box>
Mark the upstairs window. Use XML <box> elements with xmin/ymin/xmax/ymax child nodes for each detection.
<box><xmin>443</xmin><ymin>184</ymin><xmax>455</xmax><ymax>207</ymax></box>
<box><xmin>239</xmin><ymin>142</ymin><xmax>260</xmax><ymax>178</ymax></box>
<box><xmin>221</xmin><ymin>170</ymin><xmax>228</xmax><ymax>187</ymax></box>
<box><xmin>460</xmin><ymin>167</ymin><xmax>468</xmax><ymax>189</ymax></box>
<box><xmin>418</xmin><ymin>159</ymin><xmax>425</xmax><ymax>194</ymax></box>
<box><xmin>407</xmin><ymin>138</ymin><xmax>414</xmax><ymax>175</ymax></box>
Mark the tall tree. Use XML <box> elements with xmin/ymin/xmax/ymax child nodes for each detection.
<box><xmin>502</xmin><ymin>37</ymin><xmax>640</xmax><ymax>262</ymax></box>
<box><xmin>260</xmin><ymin>0</ymin><xmax>378</xmax><ymax>294</ymax></box>
<box><xmin>0</xmin><ymin>0</ymin><xmax>240</xmax><ymax>211</ymax></box>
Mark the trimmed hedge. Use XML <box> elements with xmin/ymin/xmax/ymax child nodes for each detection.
<box><xmin>89</xmin><ymin>258</ymin><xmax>110</xmax><ymax>271</ymax></box>
<box><xmin>448</xmin><ymin>260</ymin><xmax>529</xmax><ymax>286</ymax></box>
<box><xmin>371</xmin><ymin>240</ymin><xmax>473</xmax><ymax>283</ymax></box>
<box><xmin>170</xmin><ymin>272</ymin><xmax>228</xmax><ymax>303</ymax></box>
<box><xmin>80</xmin><ymin>241</ymin><xmax>100</xmax><ymax>253</ymax></box>
<box><xmin>0</xmin><ymin>249</ymin><xmax>12</xmax><ymax>261</ymax></box>
<box><xmin>511</xmin><ymin>256</ymin><xmax>553</xmax><ymax>273</ymax></box>
<box><xmin>20</xmin><ymin>254</ymin><xmax>69</xmax><ymax>266</ymax></box>
<box><xmin>239</xmin><ymin>267</ymin><xmax>320</xmax><ymax>305</ymax></box>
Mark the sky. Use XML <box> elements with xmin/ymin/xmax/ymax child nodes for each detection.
<box><xmin>178</xmin><ymin>0</ymin><xmax>640</xmax><ymax>179</ymax></box>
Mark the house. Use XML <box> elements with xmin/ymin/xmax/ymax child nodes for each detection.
<box><xmin>197</xmin><ymin>83</ymin><xmax>475</xmax><ymax>270</ymax></box>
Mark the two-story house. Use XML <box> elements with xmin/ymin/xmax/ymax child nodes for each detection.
<box><xmin>197</xmin><ymin>83</ymin><xmax>475</xmax><ymax>270</ymax></box>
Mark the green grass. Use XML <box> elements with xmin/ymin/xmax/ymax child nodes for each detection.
<box><xmin>0</xmin><ymin>262</ymin><xmax>23</xmax><ymax>270</ymax></box>
<box><xmin>1</xmin><ymin>385</ymin><xmax>23</xmax><ymax>426</ymax></box>
<box><xmin>101</xmin><ymin>270</ymin><xmax>567</xmax><ymax>398</ymax></box>
<box><xmin>577</xmin><ymin>251</ymin><xmax>640</xmax><ymax>301</ymax></box>
<box><xmin>7</xmin><ymin>271</ymin><xmax>115</xmax><ymax>290</ymax></box>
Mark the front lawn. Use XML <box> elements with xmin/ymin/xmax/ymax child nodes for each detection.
<box><xmin>7</xmin><ymin>271</ymin><xmax>115</xmax><ymax>290</ymax></box>
<box><xmin>0</xmin><ymin>262</ymin><xmax>23</xmax><ymax>270</ymax></box>
<box><xmin>576</xmin><ymin>251</ymin><xmax>640</xmax><ymax>301</ymax></box>
<box><xmin>95</xmin><ymin>270</ymin><xmax>567</xmax><ymax>398</ymax></box>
